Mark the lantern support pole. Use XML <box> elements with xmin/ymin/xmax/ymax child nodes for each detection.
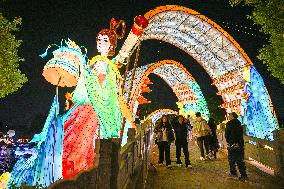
<box><xmin>121</xmin><ymin>55</ymin><xmax>131</xmax><ymax>93</ymax></box>
<box><xmin>52</xmin><ymin>76</ymin><xmax>61</xmax><ymax>181</ymax></box>
<box><xmin>120</xmin><ymin>42</ymin><xmax>141</xmax><ymax>142</ymax></box>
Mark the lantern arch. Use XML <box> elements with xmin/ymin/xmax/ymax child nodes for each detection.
<box><xmin>124</xmin><ymin>59</ymin><xmax>210</xmax><ymax>120</ymax></box>
<box><xmin>134</xmin><ymin>5</ymin><xmax>278</xmax><ymax>140</ymax></box>
<box><xmin>145</xmin><ymin>109</ymin><xmax>178</xmax><ymax>125</ymax></box>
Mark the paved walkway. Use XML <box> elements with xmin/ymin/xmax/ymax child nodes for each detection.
<box><xmin>147</xmin><ymin>141</ymin><xmax>284</xmax><ymax>189</ymax></box>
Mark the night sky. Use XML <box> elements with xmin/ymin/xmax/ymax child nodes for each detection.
<box><xmin>1</xmin><ymin>0</ymin><xmax>283</xmax><ymax>136</ymax></box>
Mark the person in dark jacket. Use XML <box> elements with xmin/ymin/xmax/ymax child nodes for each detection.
<box><xmin>225</xmin><ymin>112</ymin><xmax>248</xmax><ymax>181</ymax></box>
<box><xmin>173</xmin><ymin>115</ymin><xmax>192</xmax><ymax>168</ymax></box>
<box><xmin>154</xmin><ymin>115</ymin><xmax>175</xmax><ymax>167</ymax></box>
<box><xmin>208</xmin><ymin>118</ymin><xmax>219</xmax><ymax>159</ymax></box>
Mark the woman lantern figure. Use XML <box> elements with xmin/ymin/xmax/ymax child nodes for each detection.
<box><xmin>62</xmin><ymin>18</ymin><xmax>129</xmax><ymax>178</ymax></box>
<box><xmin>5</xmin><ymin>18</ymin><xmax>142</xmax><ymax>188</ymax></box>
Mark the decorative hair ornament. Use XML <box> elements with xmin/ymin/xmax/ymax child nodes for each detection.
<box><xmin>110</xmin><ymin>18</ymin><xmax>126</xmax><ymax>39</ymax></box>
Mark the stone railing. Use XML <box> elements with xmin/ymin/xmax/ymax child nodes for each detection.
<box><xmin>244</xmin><ymin>129</ymin><xmax>284</xmax><ymax>177</ymax></box>
<box><xmin>273</xmin><ymin>129</ymin><xmax>284</xmax><ymax>177</ymax></box>
<box><xmin>244</xmin><ymin>135</ymin><xmax>277</xmax><ymax>174</ymax></box>
<box><xmin>217</xmin><ymin>128</ymin><xmax>284</xmax><ymax>178</ymax></box>
<box><xmin>49</xmin><ymin>120</ymin><xmax>153</xmax><ymax>189</ymax></box>
<box><xmin>117</xmin><ymin>120</ymin><xmax>153</xmax><ymax>189</ymax></box>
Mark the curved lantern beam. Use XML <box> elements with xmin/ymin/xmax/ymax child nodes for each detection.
<box><xmin>137</xmin><ymin>5</ymin><xmax>278</xmax><ymax>140</ymax></box>
<box><xmin>145</xmin><ymin>109</ymin><xmax>178</xmax><ymax>125</ymax></box>
<box><xmin>143</xmin><ymin>5</ymin><xmax>253</xmax><ymax>80</ymax></box>
<box><xmin>125</xmin><ymin>59</ymin><xmax>210</xmax><ymax>120</ymax></box>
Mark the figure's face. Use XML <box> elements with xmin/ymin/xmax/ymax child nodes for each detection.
<box><xmin>162</xmin><ymin>116</ymin><xmax>167</xmax><ymax>123</ymax></box>
<box><xmin>97</xmin><ymin>34</ymin><xmax>111</xmax><ymax>56</ymax></box>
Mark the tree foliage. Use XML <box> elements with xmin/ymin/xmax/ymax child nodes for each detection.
<box><xmin>229</xmin><ymin>0</ymin><xmax>284</xmax><ymax>84</ymax></box>
<box><xmin>206</xmin><ymin>95</ymin><xmax>226</xmax><ymax>123</ymax></box>
<box><xmin>0</xmin><ymin>13</ymin><xmax>27</xmax><ymax>98</ymax></box>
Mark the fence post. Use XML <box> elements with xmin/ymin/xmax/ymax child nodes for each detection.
<box><xmin>95</xmin><ymin>139</ymin><xmax>115</xmax><ymax>189</ymax></box>
<box><xmin>273</xmin><ymin>129</ymin><xmax>284</xmax><ymax>177</ymax></box>
<box><xmin>111</xmin><ymin>138</ymin><xmax>120</xmax><ymax>189</ymax></box>
<box><xmin>127</xmin><ymin>128</ymin><xmax>136</xmax><ymax>142</ymax></box>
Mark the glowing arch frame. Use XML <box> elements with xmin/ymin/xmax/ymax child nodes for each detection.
<box><xmin>125</xmin><ymin>59</ymin><xmax>210</xmax><ymax>120</ymax></box>
<box><xmin>136</xmin><ymin>5</ymin><xmax>279</xmax><ymax>140</ymax></box>
<box><xmin>143</xmin><ymin>5</ymin><xmax>252</xmax><ymax>67</ymax></box>
<box><xmin>141</xmin><ymin>5</ymin><xmax>253</xmax><ymax>115</ymax></box>
<box><xmin>145</xmin><ymin>109</ymin><xmax>178</xmax><ymax>125</ymax></box>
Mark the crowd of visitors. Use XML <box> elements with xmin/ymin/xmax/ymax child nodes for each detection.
<box><xmin>154</xmin><ymin>112</ymin><xmax>248</xmax><ymax>181</ymax></box>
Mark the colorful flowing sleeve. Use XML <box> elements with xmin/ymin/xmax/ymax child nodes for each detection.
<box><xmin>72</xmin><ymin>71</ymin><xmax>90</xmax><ymax>105</ymax></box>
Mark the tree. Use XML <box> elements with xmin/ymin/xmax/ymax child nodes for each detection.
<box><xmin>229</xmin><ymin>0</ymin><xmax>284</xmax><ymax>84</ymax></box>
<box><xmin>206</xmin><ymin>95</ymin><xmax>226</xmax><ymax>123</ymax></box>
<box><xmin>0</xmin><ymin>13</ymin><xmax>27</xmax><ymax>98</ymax></box>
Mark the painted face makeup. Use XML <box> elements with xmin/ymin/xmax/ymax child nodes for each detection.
<box><xmin>97</xmin><ymin>34</ymin><xmax>111</xmax><ymax>56</ymax></box>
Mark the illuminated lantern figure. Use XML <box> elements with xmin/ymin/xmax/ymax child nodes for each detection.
<box><xmin>62</xmin><ymin>17</ymin><xmax>138</xmax><ymax>178</ymax></box>
<box><xmin>6</xmin><ymin>15</ymin><xmax>148</xmax><ymax>187</ymax></box>
<box><xmin>62</xmin><ymin>18</ymin><xmax>126</xmax><ymax>178</ymax></box>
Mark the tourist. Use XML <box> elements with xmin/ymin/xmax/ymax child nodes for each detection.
<box><xmin>173</xmin><ymin>115</ymin><xmax>192</xmax><ymax>168</ymax></box>
<box><xmin>225</xmin><ymin>112</ymin><xmax>248</xmax><ymax>181</ymax></box>
<box><xmin>192</xmin><ymin>112</ymin><xmax>211</xmax><ymax>160</ymax></box>
<box><xmin>186</xmin><ymin>115</ymin><xmax>193</xmax><ymax>141</ymax></box>
<box><xmin>208</xmin><ymin>118</ymin><xmax>219</xmax><ymax>159</ymax></box>
<box><xmin>154</xmin><ymin>115</ymin><xmax>175</xmax><ymax>167</ymax></box>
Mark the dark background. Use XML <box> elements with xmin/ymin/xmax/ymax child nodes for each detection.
<box><xmin>0</xmin><ymin>0</ymin><xmax>283</xmax><ymax>137</ymax></box>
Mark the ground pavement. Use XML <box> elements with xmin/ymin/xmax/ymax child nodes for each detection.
<box><xmin>147</xmin><ymin>140</ymin><xmax>284</xmax><ymax>189</ymax></box>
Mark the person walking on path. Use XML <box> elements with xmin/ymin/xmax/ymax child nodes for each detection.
<box><xmin>173</xmin><ymin>115</ymin><xmax>192</xmax><ymax>168</ymax></box>
<box><xmin>225</xmin><ymin>112</ymin><xmax>248</xmax><ymax>181</ymax></box>
<box><xmin>208</xmin><ymin>118</ymin><xmax>219</xmax><ymax>159</ymax></box>
<box><xmin>186</xmin><ymin>115</ymin><xmax>193</xmax><ymax>141</ymax></box>
<box><xmin>192</xmin><ymin>112</ymin><xmax>211</xmax><ymax>160</ymax></box>
<box><xmin>154</xmin><ymin>115</ymin><xmax>175</xmax><ymax>167</ymax></box>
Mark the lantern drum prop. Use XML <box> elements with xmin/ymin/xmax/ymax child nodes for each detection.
<box><xmin>41</xmin><ymin>40</ymin><xmax>87</xmax><ymax>87</ymax></box>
